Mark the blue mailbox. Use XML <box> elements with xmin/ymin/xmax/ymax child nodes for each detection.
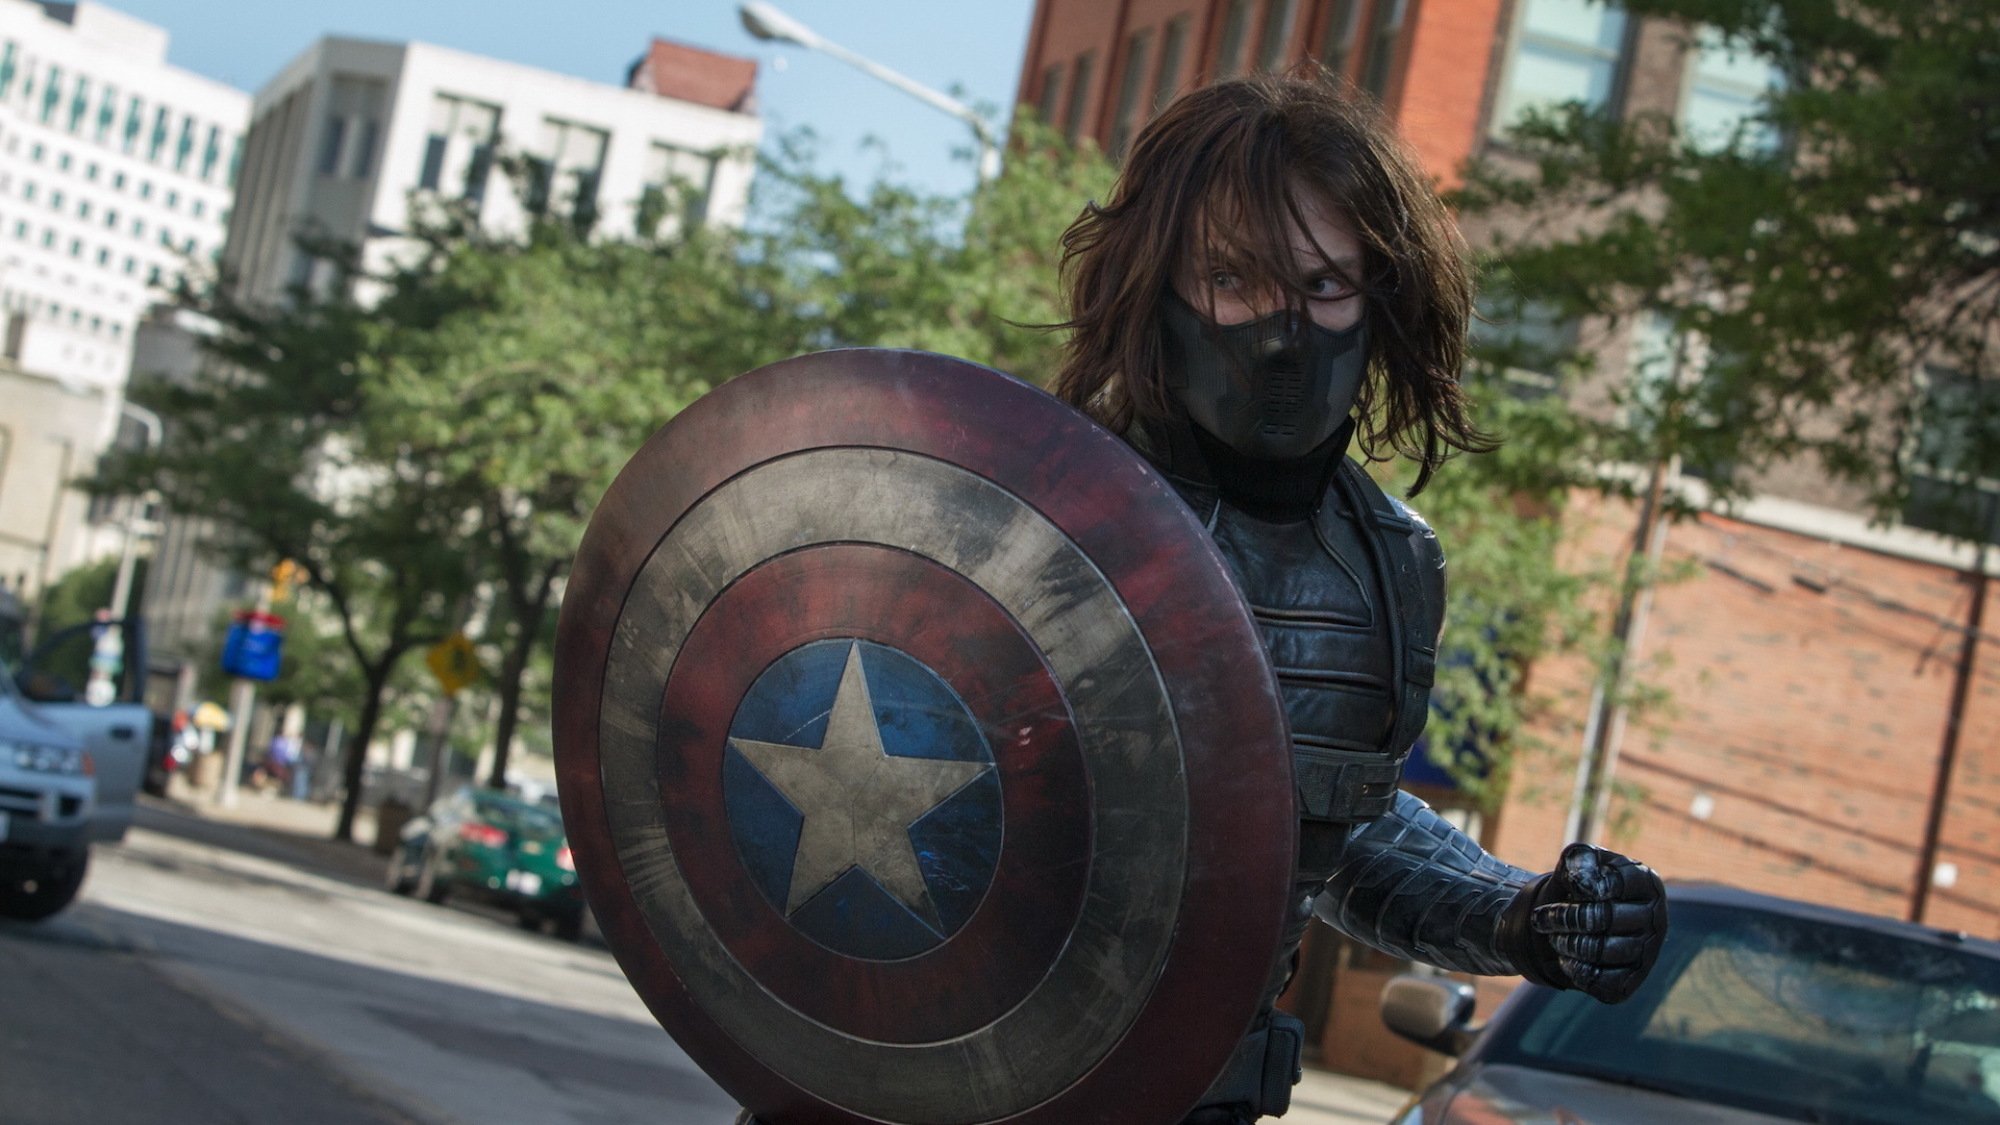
<box><xmin>221</xmin><ymin>609</ymin><xmax>287</xmax><ymax>682</ymax></box>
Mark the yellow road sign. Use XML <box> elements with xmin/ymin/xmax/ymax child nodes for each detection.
<box><xmin>426</xmin><ymin>632</ymin><xmax>483</xmax><ymax>696</ymax></box>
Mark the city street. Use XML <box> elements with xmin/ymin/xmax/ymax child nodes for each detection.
<box><xmin>0</xmin><ymin>795</ymin><xmax>1409</xmax><ymax>1125</ymax></box>
<box><xmin>0</xmin><ymin>799</ymin><xmax>742</xmax><ymax>1125</ymax></box>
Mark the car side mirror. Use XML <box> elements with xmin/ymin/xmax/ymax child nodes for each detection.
<box><xmin>1381</xmin><ymin>974</ymin><xmax>1479</xmax><ymax>1057</ymax></box>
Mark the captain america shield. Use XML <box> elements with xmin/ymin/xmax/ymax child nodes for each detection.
<box><xmin>552</xmin><ymin>349</ymin><xmax>1295</xmax><ymax>1125</ymax></box>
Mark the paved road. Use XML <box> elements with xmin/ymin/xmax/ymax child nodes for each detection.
<box><xmin>0</xmin><ymin>802</ymin><xmax>741</xmax><ymax>1125</ymax></box>
<box><xmin>1</xmin><ymin>797</ymin><xmax>1410</xmax><ymax>1125</ymax></box>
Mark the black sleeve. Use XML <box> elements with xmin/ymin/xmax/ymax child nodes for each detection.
<box><xmin>1311</xmin><ymin>789</ymin><xmax>1536</xmax><ymax>977</ymax></box>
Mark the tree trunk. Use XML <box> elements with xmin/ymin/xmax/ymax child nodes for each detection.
<box><xmin>333</xmin><ymin>660</ymin><xmax>396</xmax><ymax>843</ymax></box>
<box><xmin>483</xmin><ymin>576</ymin><xmax>553</xmax><ymax>790</ymax></box>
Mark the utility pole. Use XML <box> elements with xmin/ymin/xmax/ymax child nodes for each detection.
<box><xmin>1910</xmin><ymin>540</ymin><xmax>1989</xmax><ymax>923</ymax></box>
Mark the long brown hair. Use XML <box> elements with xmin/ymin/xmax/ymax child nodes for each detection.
<box><xmin>1052</xmin><ymin>72</ymin><xmax>1490</xmax><ymax>493</ymax></box>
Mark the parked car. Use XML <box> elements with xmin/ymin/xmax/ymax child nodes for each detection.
<box><xmin>0</xmin><ymin>665</ymin><xmax>95</xmax><ymax>920</ymax></box>
<box><xmin>386</xmin><ymin>786</ymin><xmax>586</xmax><ymax>940</ymax></box>
<box><xmin>11</xmin><ymin>613</ymin><xmax>154</xmax><ymax>842</ymax></box>
<box><xmin>1380</xmin><ymin>882</ymin><xmax>2000</xmax><ymax>1124</ymax></box>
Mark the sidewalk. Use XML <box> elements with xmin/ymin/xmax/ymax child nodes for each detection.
<box><xmin>142</xmin><ymin>786</ymin><xmax>1415</xmax><ymax>1124</ymax></box>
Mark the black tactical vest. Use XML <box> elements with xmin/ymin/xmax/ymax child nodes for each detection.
<box><xmin>1166</xmin><ymin>457</ymin><xmax>1446</xmax><ymax>823</ymax></box>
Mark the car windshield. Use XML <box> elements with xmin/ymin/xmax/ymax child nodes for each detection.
<box><xmin>1484</xmin><ymin>901</ymin><xmax>2000</xmax><ymax>1124</ymax></box>
<box><xmin>471</xmin><ymin>797</ymin><xmax>563</xmax><ymax>839</ymax></box>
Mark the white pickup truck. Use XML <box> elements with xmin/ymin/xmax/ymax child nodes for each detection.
<box><xmin>0</xmin><ymin>667</ymin><xmax>96</xmax><ymax>918</ymax></box>
<box><xmin>11</xmin><ymin>613</ymin><xmax>157</xmax><ymax>845</ymax></box>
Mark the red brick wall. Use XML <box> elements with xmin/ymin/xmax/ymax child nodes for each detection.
<box><xmin>1399</xmin><ymin>0</ymin><xmax>1507</xmax><ymax>187</ymax></box>
<box><xmin>1490</xmin><ymin>493</ymin><xmax>2000</xmax><ymax>939</ymax></box>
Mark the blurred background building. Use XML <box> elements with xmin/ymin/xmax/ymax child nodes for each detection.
<box><xmin>1015</xmin><ymin>0</ymin><xmax>2000</xmax><ymax>1089</ymax></box>
<box><xmin>139</xmin><ymin>29</ymin><xmax>763</xmax><ymax>689</ymax></box>
<box><xmin>0</xmin><ymin>0</ymin><xmax>247</xmax><ymax>604</ymax></box>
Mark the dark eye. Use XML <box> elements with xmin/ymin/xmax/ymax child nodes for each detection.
<box><xmin>1209</xmin><ymin>270</ymin><xmax>1241</xmax><ymax>291</ymax></box>
<box><xmin>1306</xmin><ymin>275</ymin><xmax>1354</xmax><ymax>300</ymax></box>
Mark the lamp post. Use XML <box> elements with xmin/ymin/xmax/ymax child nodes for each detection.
<box><xmin>738</xmin><ymin>1</ymin><xmax>1002</xmax><ymax>185</ymax></box>
<box><xmin>108</xmin><ymin>401</ymin><xmax>162</xmax><ymax>620</ymax></box>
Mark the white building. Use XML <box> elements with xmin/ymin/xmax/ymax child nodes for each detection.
<box><xmin>141</xmin><ymin>33</ymin><xmax>762</xmax><ymax>677</ymax></box>
<box><xmin>0</xmin><ymin>0</ymin><xmax>248</xmax><ymax>601</ymax></box>
<box><xmin>225</xmin><ymin>35</ymin><xmax>761</xmax><ymax>303</ymax></box>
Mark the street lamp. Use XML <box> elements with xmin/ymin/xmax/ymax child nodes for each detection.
<box><xmin>107</xmin><ymin>401</ymin><xmax>162</xmax><ymax>621</ymax></box>
<box><xmin>738</xmin><ymin>1</ymin><xmax>1002</xmax><ymax>185</ymax></box>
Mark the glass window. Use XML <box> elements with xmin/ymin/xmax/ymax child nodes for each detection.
<box><xmin>200</xmin><ymin>125</ymin><xmax>221</xmax><ymax>180</ymax></box>
<box><xmin>67</xmin><ymin>75</ymin><xmax>89</xmax><ymax>133</ymax></box>
<box><xmin>48</xmin><ymin>190</ymin><xmax>62</xmax><ymax>210</ymax></box>
<box><xmin>1108</xmin><ymin>28</ymin><xmax>1154</xmax><ymax>160</ymax></box>
<box><xmin>1320</xmin><ymin>0</ymin><xmax>1362</xmax><ymax>80</ymax></box>
<box><xmin>56</xmin><ymin>152</ymin><xmax>69</xmax><ymax>171</ymax></box>
<box><xmin>1682</xmin><ymin>27</ymin><xmax>1782</xmax><ymax>153</ymax></box>
<box><xmin>1153</xmin><ymin>15</ymin><xmax>1189</xmax><ymax>112</ymax></box>
<box><xmin>165</xmin><ymin>190</ymin><xmax>177</xmax><ymax>209</ymax></box>
<box><xmin>95</xmin><ymin>247</ymin><xmax>108</xmax><ymax>266</ymax></box>
<box><xmin>639</xmin><ymin>141</ymin><xmax>717</xmax><ymax>234</ymax></box>
<box><xmin>39</xmin><ymin>66</ymin><xmax>62</xmax><ymax>123</ymax></box>
<box><xmin>349</xmin><ymin>119</ymin><xmax>379</xmax><ymax>179</ymax></box>
<box><xmin>532</xmin><ymin>117</ymin><xmax>610</xmax><ymax>224</ymax></box>
<box><xmin>316</xmin><ymin>116</ymin><xmax>347</xmax><ymax>176</ymax></box>
<box><xmin>123</xmin><ymin>96</ymin><xmax>143</xmax><ymax>154</ymax></box>
<box><xmin>1257</xmin><ymin>0</ymin><xmax>1299</xmax><ymax>72</ymax></box>
<box><xmin>1062</xmin><ymin>50</ymin><xmax>1096</xmax><ymax>139</ymax></box>
<box><xmin>174</xmin><ymin>114</ymin><xmax>195</xmax><ymax>172</ymax></box>
<box><xmin>191</xmin><ymin>199</ymin><xmax>204</xmax><ymax>219</ymax></box>
<box><xmin>138</xmin><ymin>181</ymin><xmax>151</xmax><ymax>200</ymax></box>
<box><xmin>1493</xmin><ymin>0</ymin><xmax>1630</xmax><ymax>134</ymax></box>
<box><xmin>85</xmin><ymin>162</ymin><xmax>97</xmax><ymax>181</ymax></box>
<box><xmin>1214</xmin><ymin>0</ymin><xmax>1254</xmax><ymax>79</ymax></box>
<box><xmin>422</xmin><ymin>94</ymin><xmax>502</xmax><ymax>202</ymax></box>
<box><xmin>1036</xmin><ymin>62</ymin><xmax>1066</xmax><ymax>125</ymax></box>
<box><xmin>1905</xmin><ymin>367</ymin><xmax>2000</xmax><ymax>542</ymax></box>
<box><xmin>1361</xmin><ymin>0</ymin><xmax>1409</xmax><ymax>98</ymax></box>
<box><xmin>77</xmin><ymin>200</ymin><xmax>90</xmax><ymax>219</ymax></box>
<box><xmin>21</xmin><ymin>181</ymin><xmax>34</xmax><ymax>201</ymax></box>
<box><xmin>104</xmin><ymin>208</ymin><xmax>117</xmax><ymax>227</ymax></box>
<box><xmin>0</xmin><ymin>43</ymin><xmax>16</xmax><ymax>101</ymax></box>
<box><xmin>95</xmin><ymin>83</ymin><xmax>117</xmax><ymax>142</ymax></box>
<box><xmin>149</xmin><ymin>106</ymin><xmax>170</xmax><ymax>162</ymax></box>
<box><xmin>68</xmin><ymin>237</ymin><xmax>80</xmax><ymax>257</ymax></box>
<box><xmin>112</xmin><ymin>171</ymin><xmax>124</xmax><ymax>190</ymax></box>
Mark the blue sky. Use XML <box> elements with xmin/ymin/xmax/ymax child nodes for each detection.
<box><xmin>103</xmin><ymin>1</ymin><xmax>1038</xmax><ymax>201</ymax></box>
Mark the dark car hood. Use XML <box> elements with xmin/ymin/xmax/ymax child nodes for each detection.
<box><xmin>1445</xmin><ymin>1063</ymin><xmax>1804</xmax><ymax>1125</ymax></box>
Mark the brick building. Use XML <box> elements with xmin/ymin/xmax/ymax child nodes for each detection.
<box><xmin>1014</xmin><ymin>0</ymin><xmax>1999</xmax><ymax>1088</ymax></box>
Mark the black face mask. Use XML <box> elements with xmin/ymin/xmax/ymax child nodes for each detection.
<box><xmin>1160</xmin><ymin>292</ymin><xmax>1369</xmax><ymax>461</ymax></box>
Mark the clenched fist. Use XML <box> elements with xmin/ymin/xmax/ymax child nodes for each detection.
<box><xmin>1499</xmin><ymin>843</ymin><xmax>1668</xmax><ymax>1004</ymax></box>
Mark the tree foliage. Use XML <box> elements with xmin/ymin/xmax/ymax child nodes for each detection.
<box><xmin>1456</xmin><ymin>0</ymin><xmax>2000</xmax><ymax>532</ymax></box>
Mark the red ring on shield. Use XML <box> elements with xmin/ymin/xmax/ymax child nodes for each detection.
<box><xmin>657</xmin><ymin>542</ymin><xmax>1089</xmax><ymax>1042</ymax></box>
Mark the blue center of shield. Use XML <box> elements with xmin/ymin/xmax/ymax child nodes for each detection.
<box><xmin>724</xmin><ymin>639</ymin><xmax>1002</xmax><ymax>960</ymax></box>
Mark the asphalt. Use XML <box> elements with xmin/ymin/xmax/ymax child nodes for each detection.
<box><xmin>162</xmin><ymin>783</ymin><xmax>1417</xmax><ymax>1125</ymax></box>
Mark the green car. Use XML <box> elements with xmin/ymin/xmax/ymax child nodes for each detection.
<box><xmin>387</xmin><ymin>787</ymin><xmax>586</xmax><ymax>940</ymax></box>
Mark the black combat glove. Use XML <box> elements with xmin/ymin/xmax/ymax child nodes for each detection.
<box><xmin>1497</xmin><ymin>843</ymin><xmax>1668</xmax><ymax>1004</ymax></box>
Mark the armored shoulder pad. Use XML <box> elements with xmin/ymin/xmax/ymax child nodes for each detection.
<box><xmin>1388</xmin><ymin>496</ymin><xmax>1447</xmax><ymax>648</ymax></box>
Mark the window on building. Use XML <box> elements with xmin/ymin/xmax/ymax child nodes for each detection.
<box><xmin>39</xmin><ymin>66</ymin><xmax>62</xmax><ymax>124</ymax></box>
<box><xmin>1108</xmin><ymin>28</ymin><xmax>1155</xmax><ymax>160</ymax></box>
<box><xmin>165</xmin><ymin>190</ymin><xmax>178</xmax><ymax>209</ymax></box>
<box><xmin>95</xmin><ymin>84</ymin><xmax>116</xmax><ymax>142</ymax></box>
<box><xmin>104</xmin><ymin>208</ymin><xmax>117</xmax><ymax>228</ymax></box>
<box><xmin>48</xmin><ymin>190</ymin><xmax>62</xmax><ymax>210</ymax></box>
<box><xmin>112</xmin><ymin>171</ymin><xmax>124</xmax><ymax>190</ymax></box>
<box><xmin>1469</xmin><ymin>294</ymin><xmax>1578</xmax><ymax>400</ymax></box>
<box><xmin>1492</xmin><ymin>0</ymin><xmax>1631</xmax><ymax>136</ymax></box>
<box><xmin>30</xmin><ymin>142</ymin><xmax>42</xmax><ymax>161</ymax></box>
<box><xmin>146</xmin><ymin>264</ymin><xmax>161</xmax><ymax>286</ymax></box>
<box><xmin>1682</xmin><ymin>27</ymin><xmax>1782</xmax><ymax>153</ymax></box>
<box><xmin>1036</xmin><ymin>62</ymin><xmax>1066</xmax><ymax>125</ymax></box>
<box><xmin>56</xmin><ymin>152</ymin><xmax>69</xmax><ymax>171</ymax></box>
<box><xmin>132</xmin><ymin>217</ymin><xmax>144</xmax><ymax>237</ymax></box>
<box><xmin>1213</xmin><ymin>0</ymin><xmax>1254</xmax><ymax>79</ymax></box>
<box><xmin>317</xmin><ymin>116</ymin><xmax>347</xmax><ymax>176</ymax></box>
<box><xmin>174</xmin><ymin>114</ymin><xmax>195</xmax><ymax>172</ymax></box>
<box><xmin>1257</xmin><ymin>0</ymin><xmax>1300</xmax><ymax>72</ymax></box>
<box><xmin>638</xmin><ymin>141</ymin><xmax>717</xmax><ymax>236</ymax></box>
<box><xmin>96</xmin><ymin>247</ymin><xmax>108</xmax><ymax>266</ymax></box>
<box><xmin>84</xmin><ymin>161</ymin><xmax>97</xmax><ymax>181</ymax></box>
<box><xmin>529</xmin><ymin>117</ymin><xmax>611</xmax><ymax>225</ymax></box>
<box><xmin>122</xmin><ymin>256</ymin><xmax>134</xmax><ymax>274</ymax></box>
<box><xmin>138</xmin><ymin>181</ymin><xmax>151</xmax><ymax>200</ymax></box>
<box><xmin>420</xmin><ymin>93</ymin><xmax>502</xmax><ymax>201</ymax></box>
<box><xmin>349</xmin><ymin>119</ymin><xmax>379</xmax><ymax>179</ymax></box>
<box><xmin>1062</xmin><ymin>50</ymin><xmax>1096</xmax><ymax>140</ymax></box>
<box><xmin>67</xmin><ymin>75</ymin><xmax>89</xmax><ymax>133</ymax></box>
<box><xmin>21</xmin><ymin>181</ymin><xmax>35</xmax><ymax>201</ymax></box>
<box><xmin>123</xmin><ymin>96</ymin><xmax>143</xmax><ymax>154</ymax></box>
<box><xmin>191</xmin><ymin>199</ymin><xmax>204</xmax><ymax>219</ymax></box>
<box><xmin>1360</xmin><ymin>0</ymin><xmax>1410</xmax><ymax>99</ymax></box>
<box><xmin>12</xmin><ymin>221</ymin><xmax>25</xmax><ymax>240</ymax></box>
<box><xmin>41</xmin><ymin>228</ymin><xmax>55</xmax><ymax>247</ymax></box>
<box><xmin>68</xmin><ymin>238</ymin><xmax>81</xmax><ymax>258</ymax></box>
<box><xmin>183</xmin><ymin>236</ymin><xmax>195</xmax><ymax>254</ymax></box>
<box><xmin>149</xmin><ymin>106</ymin><xmax>170</xmax><ymax>162</ymax></box>
<box><xmin>1905</xmin><ymin>367</ymin><xmax>2000</xmax><ymax>543</ymax></box>
<box><xmin>200</xmin><ymin>125</ymin><xmax>221</xmax><ymax>181</ymax></box>
<box><xmin>1321</xmin><ymin>0</ymin><xmax>1362</xmax><ymax>80</ymax></box>
<box><xmin>158</xmin><ymin>228</ymin><xmax>171</xmax><ymax>248</ymax></box>
<box><xmin>0</xmin><ymin>43</ymin><xmax>16</xmax><ymax>101</ymax></box>
<box><xmin>77</xmin><ymin>200</ymin><xmax>90</xmax><ymax>219</ymax></box>
<box><xmin>1153</xmin><ymin>16</ymin><xmax>1190</xmax><ymax>112</ymax></box>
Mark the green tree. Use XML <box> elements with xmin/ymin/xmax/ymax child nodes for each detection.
<box><xmin>1457</xmin><ymin>0</ymin><xmax>2000</xmax><ymax>519</ymax></box>
<box><xmin>95</xmin><ymin>255</ymin><xmax>480</xmax><ymax>842</ymax></box>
